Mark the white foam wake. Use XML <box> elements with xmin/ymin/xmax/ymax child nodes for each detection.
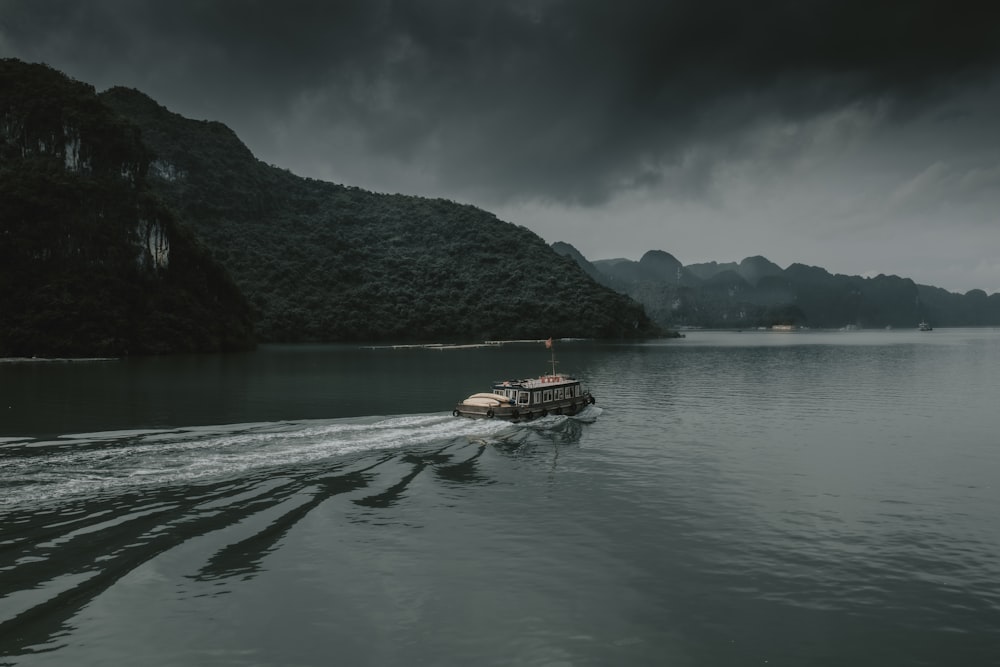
<box><xmin>0</xmin><ymin>413</ymin><xmax>515</xmax><ymax>508</ymax></box>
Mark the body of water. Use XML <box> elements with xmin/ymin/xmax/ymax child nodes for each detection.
<box><xmin>2</xmin><ymin>329</ymin><xmax>999</xmax><ymax>665</ymax></box>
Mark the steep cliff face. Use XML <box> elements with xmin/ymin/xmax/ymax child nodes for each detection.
<box><xmin>0</xmin><ymin>59</ymin><xmax>255</xmax><ymax>356</ymax></box>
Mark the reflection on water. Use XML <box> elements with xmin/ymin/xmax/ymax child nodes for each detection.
<box><xmin>193</xmin><ymin>466</ymin><xmax>375</xmax><ymax>583</ymax></box>
<box><xmin>488</xmin><ymin>410</ymin><xmax>598</xmax><ymax>455</ymax></box>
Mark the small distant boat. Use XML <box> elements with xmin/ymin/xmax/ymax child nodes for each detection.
<box><xmin>918</xmin><ymin>321</ymin><xmax>933</xmax><ymax>331</ymax></box>
<box><xmin>452</xmin><ymin>339</ymin><xmax>595</xmax><ymax>421</ymax></box>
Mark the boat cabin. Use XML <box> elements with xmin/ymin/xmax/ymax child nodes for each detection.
<box><xmin>453</xmin><ymin>372</ymin><xmax>595</xmax><ymax>421</ymax></box>
<box><xmin>491</xmin><ymin>375</ymin><xmax>587</xmax><ymax>408</ymax></box>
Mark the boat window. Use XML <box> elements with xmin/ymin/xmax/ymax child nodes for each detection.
<box><xmin>543</xmin><ymin>390</ymin><xmax>552</xmax><ymax>402</ymax></box>
<box><xmin>532</xmin><ymin>391</ymin><xmax>542</xmax><ymax>404</ymax></box>
<box><xmin>517</xmin><ymin>391</ymin><xmax>529</xmax><ymax>405</ymax></box>
<box><xmin>555</xmin><ymin>388</ymin><xmax>564</xmax><ymax>400</ymax></box>
<box><xmin>574</xmin><ymin>385</ymin><xmax>581</xmax><ymax>397</ymax></box>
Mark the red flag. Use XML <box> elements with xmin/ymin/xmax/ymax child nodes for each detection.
<box><xmin>545</xmin><ymin>337</ymin><xmax>553</xmax><ymax>349</ymax></box>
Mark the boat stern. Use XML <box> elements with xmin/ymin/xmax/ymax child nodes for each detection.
<box><xmin>452</xmin><ymin>392</ymin><xmax>520</xmax><ymax>420</ymax></box>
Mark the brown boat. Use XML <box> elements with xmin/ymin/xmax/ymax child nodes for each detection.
<box><xmin>452</xmin><ymin>340</ymin><xmax>595</xmax><ymax>421</ymax></box>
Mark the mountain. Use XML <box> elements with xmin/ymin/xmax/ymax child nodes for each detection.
<box><xmin>550</xmin><ymin>242</ymin><xmax>605</xmax><ymax>284</ymax></box>
<box><xmin>0</xmin><ymin>59</ymin><xmax>255</xmax><ymax>356</ymax></box>
<box><xmin>638</xmin><ymin>250</ymin><xmax>684</xmax><ymax>284</ymax></box>
<box><xmin>557</xmin><ymin>245</ymin><xmax>1000</xmax><ymax>329</ymax></box>
<box><xmin>99</xmin><ymin>86</ymin><xmax>659</xmax><ymax>342</ymax></box>
<box><xmin>686</xmin><ymin>260</ymin><xmax>739</xmax><ymax>281</ymax></box>
<box><xmin>737</xmin><ymin>256</ymin><xmax>785</xmax><ymax>285</ymax></box>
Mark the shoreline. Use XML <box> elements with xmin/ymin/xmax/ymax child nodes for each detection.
<box><xmin>0</xmin><ymin>357</ymin><xmax>120</xmax><ymax>364</ymax></box>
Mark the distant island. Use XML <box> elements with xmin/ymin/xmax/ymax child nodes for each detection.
<box><xmin>553</xmin><ymin>244</ymin><xmax>1000</xmax><ymax>330</ymax></box>
<box><xmin>1</xmin><ymin>59</ymin><xmax>658</xmax><ymax>357</ymax></box>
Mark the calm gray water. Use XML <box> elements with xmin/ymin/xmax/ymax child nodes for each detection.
<box><xmin>2</xmin><ymin>330</ymin><xmax>999</xmax><ymax>666</ymax></box>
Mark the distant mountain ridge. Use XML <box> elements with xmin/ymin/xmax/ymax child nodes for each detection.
<box><xmin>554</xmin><ymin>244</ymin><xmax>1000</xmax><ymax>329</ymax></box>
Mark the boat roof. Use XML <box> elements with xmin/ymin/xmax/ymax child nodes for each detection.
<box><xmin>493</xmin><ymin>375</ymin><xmax>579</xmax><ymax>390</ymax></box>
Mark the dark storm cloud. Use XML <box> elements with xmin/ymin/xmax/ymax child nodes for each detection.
<box><xmin>3</xmin><ymin>0</ymin><xmax>1000</xmax><ymax>205</ymax></box>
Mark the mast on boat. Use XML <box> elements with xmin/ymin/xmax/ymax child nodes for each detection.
<box><xmin>545</xmin><ymin>337</ymin><xmax>559</xmax><ymax>377</ymax></box>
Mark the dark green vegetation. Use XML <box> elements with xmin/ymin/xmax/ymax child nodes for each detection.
<box><xmin>100</xmin><ymin>86</ymin><xmax>658</xmax><ymax>343</ymax></box>
<box><xmin>554</xmin><ymin>245</ymin><xmax>1000</xmax><ymax>329</ymax></box>
<box><xmin>0</xmin><ymin>59</ymin><xmax>657</xmax><ymax>357</ymax></box>
<box><xmin>1</xmin><ymin>60</ymin><xmax>254</xmax><ymax>356</ymax></box>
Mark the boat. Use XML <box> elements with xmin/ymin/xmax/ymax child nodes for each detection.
<box><xmin>918</xmin><ymin>321</ymin><xmax>933</xmax><ymax>331</ymax></box>
<box><xmin>452</xmin><ymin>340</ymin><xmax>596</xmax><ymax>421</ymax></box>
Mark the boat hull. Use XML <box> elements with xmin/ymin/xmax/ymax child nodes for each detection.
<box><xmin>453</xmin><ymin>394</ymin><xmax>595</xmax><ymax>421</ymax></box>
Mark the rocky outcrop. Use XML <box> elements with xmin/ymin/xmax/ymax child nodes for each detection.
<box><xmin>0</xmin><ymin>59</ymin><xmax>255</xmax><ymax>356</ymax></box>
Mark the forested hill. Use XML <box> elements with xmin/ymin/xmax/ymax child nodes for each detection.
<box><xmin>0</xmin><ymin>59</ymin><xmax>255</xmax><ymax>356</ymax></box>
<box><xmin>100</xmin><ymin>86</ymin><xmax>659</xmax><ymax>342</ymax></box>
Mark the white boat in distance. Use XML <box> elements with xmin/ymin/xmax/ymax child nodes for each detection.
<box><xmin>452</xmin><ymin>339</ymin><xmax>595</xmax><ymax>421</ymax></box>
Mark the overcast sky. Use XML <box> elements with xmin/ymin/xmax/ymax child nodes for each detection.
<box><xmin>4</xmin><ymin>0</ymin><xmax>1000</xmax><ymax>293</ymax></box>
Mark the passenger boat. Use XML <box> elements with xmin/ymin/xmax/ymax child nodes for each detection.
<box><xmin>918</xmin><ymin>321</ymin><xmax>933</xmax><ymax>331</ymax></box>
<box><xmin>452</xmin><ymin>341</ymin><xmax>596</xmax><ymax>421</ymax></box>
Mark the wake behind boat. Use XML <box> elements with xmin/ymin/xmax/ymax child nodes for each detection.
<box><xmin>452</xmin><ymin>339</ymin><xmax>595</xmax><ymax>421</ymax></box>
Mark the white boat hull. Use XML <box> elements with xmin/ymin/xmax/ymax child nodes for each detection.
<box><xmin>453</xmin><ymin>393</ymin><xmax>595</xmax><ymax>421</ymax></box>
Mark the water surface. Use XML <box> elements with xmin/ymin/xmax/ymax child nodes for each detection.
<box><xmin>2</xmin><ymin>330</ymin><xmax>999</xmax><ymax>665</ymax></box>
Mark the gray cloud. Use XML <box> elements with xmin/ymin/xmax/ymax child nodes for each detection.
<box><xmin>6</xmin><ymin>0</ymin><xmax>1000</xmax><ymax>202</ymax></box>
<box><xmin>3</xmin><ymin>0</ymin><xmax>1000</xmax><ymax>292</ymax></box>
